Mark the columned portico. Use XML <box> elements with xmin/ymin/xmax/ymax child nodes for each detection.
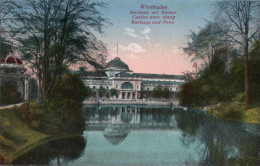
<box><xmin>83</xmin><ymin>57</ymin><xmax>185</xmax><ymax>101</ymax></box>
<box><xmin>0</xmin><ymin>56</ymin><xmax>30</xmax><ymax>102</ymax></box>
<box><xmin>119</xmin><ymin>90</ymin><xmax>137</xmax><ymax>100</ymax></box>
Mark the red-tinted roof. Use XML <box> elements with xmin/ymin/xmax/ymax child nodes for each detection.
<box><xmin>0</xmin><ymin>56</ymin><xmax>23</xmax><ymax>64</ymax></box>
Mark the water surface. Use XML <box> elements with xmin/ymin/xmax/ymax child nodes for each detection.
<box><xmin>14</xmin><ymin>106</ymin><xmax>260</xmax><ymax>165</ymax></box>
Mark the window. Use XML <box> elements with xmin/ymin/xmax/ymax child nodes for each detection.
<box><xmin>93</xmin><ymin>86</ymin><xmax>96</xmax><ymax>89</ymax></box>
<box><xmin>122</xmin><ymin>82</ymin><xmax>133</xmax><ymax>89</ymax></box>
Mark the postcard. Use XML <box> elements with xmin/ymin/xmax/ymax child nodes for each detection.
<box><xmin>0</xmin><ymin>0</ymin><xmax>259</xmax><ymax>165</ymax></box>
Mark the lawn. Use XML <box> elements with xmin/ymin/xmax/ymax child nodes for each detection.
<box><xmin>0</xmin><ymin>108</ymin><xmax>48</xmax><ymax>163</ymax></box>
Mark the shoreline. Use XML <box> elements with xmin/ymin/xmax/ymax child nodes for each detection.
<box><xmin>0</xmin><ymin>108</ymin><xmax>82</xmax><ymax>164</ymax></box>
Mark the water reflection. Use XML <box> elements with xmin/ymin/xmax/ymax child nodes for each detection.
<box><xmin>103</xmin><ymin>115</ymin><xmax>130</xmax><ymax>145</ymax></box>
<box><xmin>173</xmin><ymin>107</ymin><xmax>260</xmax><ymax>165</ymax></box>
<box><xmin>13</xmin><ymin>136</ymin><xmax>86</xmax><ymax>165</ymax></box>
<box><xmin>13</xmin><ymin>105</ymin><xmax>260</xmax><ymax>165</ymax></box>
<box><xmin>84</xmin><ymin>105</ymin><xmax>176</xmax><ymax>130</ymax></box>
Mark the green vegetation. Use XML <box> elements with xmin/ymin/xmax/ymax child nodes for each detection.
<box><xmin>179</xmin><ymin>5</ymin><xmax>260</xmax><ymax>124</ymax></box>
<box><xmin>8</xmin><ymin>0</ymin><xmax>109</xmax><ymax>99</ymax></box>
<box><xmin>179</xmin><ymin>41</ymin><xmax>260</xmax><ymax>124</ymax></box>
<box><xmin>207</xmin><ymin>103</ymin><xmax>260</xmax><ymax>125</ymax></box>
<box><xmin>0</xmin><ymin>0</ymin><xmax>108</xmax><ymax>164</ymax></box>
<box><xmin>110</xmin><ymin>88</ymin><xmax>118</xmax><ymax>98</ymax></box>
<box><xmin>207</xmin><ymin>102</ymin><xmax>245</xmax><ymax>121</ymax></box>
<box><xmin>0</xmin><ymin>108</ymin><xmax>47</xmax><ymax>164</ymax></box>
<box><xmin>0</xmin><ymin>81</ymin><xmax>22</xmax><ymax>105</ymax></box>
<box><xmin>0</xmin><ymin>73</ymin><xmax>91</xmax><ymax>164</ymax></box>
<box><xmin>152</xmin><ymin>86</ymin><xmax>171</xmax><ymax>99</ymax></box>
<box><xmin>98</xmin><ymin>86</ymin><xmax>107</xmax><ymax>98</ymax></box>
<box><xmin>18</xmin><ymin>73</ymin><xmax>90</xmax><ymax>135</ymax></box>
<box><xmin>243</xmin><ymin>107</ymin><xmax>260</xmax><ymax>124</ymax></box>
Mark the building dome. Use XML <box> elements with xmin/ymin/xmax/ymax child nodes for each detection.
<box><xmin>106</xmin><ymin>57</ymin><xmax>129</xmax><ymax>70</ymax></box>
<box><xmin>0</xmin><ymin>56</ymin><xmax>23</xmax><ymax>64</ymax></box>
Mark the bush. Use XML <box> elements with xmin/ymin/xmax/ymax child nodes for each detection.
<box><xmin>16</xmin><ymin>73</ymin><xmax>90</xmax><ymax>135</ymax></box>
<box><xmin>17</xmin><ymin>101</ymin><xmax>43</xmax><ymax>129</ymax></box>
<box><xmin>208</xmin><ymin>102</ymin><xmax>246</xmax><ymax>121</ymax></box>
<box><xmin>0</xmin><ymin>152</ymin><xmax>8</xmax><ymax>165</ymax></box>
<box><xmin>110</xmin><ymin>88</ymin><xmax>118</xmax><ymax>98</ymax></box>
<box><xmin>98</xmin><ymin>86</ymin><xmax>107</xmax><ymax>98</ymax></box>
<box><xmin>243</xmin><ymin>107</ymin><xmax>260</xmax><ymax>124</ymax></box>
<box><xmin>40</xmin><ymin>73</ymin><xmax>89</xmax><ymax>135</ymax></box>
<box><xmin>0</xmin><ymin>81</ymin><xmax>22</xmax><ymax>105</ymax></box>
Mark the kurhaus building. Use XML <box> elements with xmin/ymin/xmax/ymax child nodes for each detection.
<box><xmin>82</xmin><ymin>57</ymin><xmax>185</xmax><ymax>100</ymax></box>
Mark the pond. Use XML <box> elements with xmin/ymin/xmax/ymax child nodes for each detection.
<box><xmin>13</xmin><ymin>105</ymin><xmax>260</xmax><ymax>165</ymax></box>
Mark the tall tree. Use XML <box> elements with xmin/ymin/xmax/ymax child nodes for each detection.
<box><xmin>0</xmin><ymin>0</ymin><xmax>12</xmax><ymax>58</ymax></box>
<box><xmin>183</xmin><ymin>21</ymin><xmax>233</xmax><ymax>69</ymax></box>
<box><xmin>10</xmin><ymin>0</ymin><xmax>109</xmax><ymax>98</ymax></box>
<box><xmin>216</xmin><ymin>1</ymin><xmax>260</xmax><ymax>108</ymax></box>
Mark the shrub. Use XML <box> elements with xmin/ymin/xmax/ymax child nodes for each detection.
<box><xmin>16</xmin><ymin>74</ymin><xmax>89</xmax><ymax>135</ymax></box>
<box><xmin>243</xmin><ymin>107</ymin><xmax>260</xmax><ymax>124</ymax></box>
<box><xmin>208</xmin><ymin>102</ymin><xmax>246</xmax><ymax>121</ymax></box>
<box><xmin>17</xmin><ymin>101</ymin><xmax>44</xmax><ymax>129</ymax></box>
<box><xmin>110</xmin><ymin>88</ymin><xmax>118</xmax><ymax>98</ymax></box>
<box><xmin>0</xmin><ymin>152</ymin><xmax>8</xmax><ymax>165</ymax></box>
<box><xmin>0</xmin><ymin>81</ymin><xmax>21</xmax><ymax>105</ymax></box>
<box><xmin>40</xmin><ymin>73</ymin><xmax>89</xmax><ymax>135</ymax></box>
<box><xmin>0</xmin><ymin>152</ymin><xmax>12</xmax><ymax>165</ymax></box>
<box><xmin>98</xmin><ymin>86</ymin><xmax>107</xmax><ymax>98</ymax></box>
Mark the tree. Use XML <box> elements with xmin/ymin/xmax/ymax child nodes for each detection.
<box><xmin>249</xmin><ymin>40</ymin><xmax>260</xmax><ymax>104</ymax></box>
<box><xmin>162</xmin><ymin>87</ymin><xmax>171</xmax><ymax>99</ymax></box>
<box><xmin>0</xmin><ymin>81</ymin><xmax>21</xmax><ymax>105</ymax></box>
<box><xmin>10</xmin><ymin>0</ymin><xmax>109</xmax><ymax>98</ymax></box>
<box><xmin>216</xmin><ymin>1</ymin><xmax>260</xmax><ymax>108</ymax></box>
<box><xmin>183</xmin><ymin>21</ymin><xmax>233</xmax><ymax>69</ymax></box>
<box><xmin>152</xmin><ymin>86</ymin><xmax>162</xmax><ymax>98</ymax></box>
<box><xmin>98</xmin><ymin>86</ymin><xmax>106</xmax><ymax>98</ymax></box>
<box><xmin>0</xmin><ymin>0</ymin><xmax>12</xmax><ymax>58</ymax></box>
<box><xmin>110</xmin><ymin>88</ymin><xmax>118</xmax><ymax>98</ymax></box>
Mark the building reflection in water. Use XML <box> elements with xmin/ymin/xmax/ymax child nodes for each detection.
<box><xmin>103</xmin><ymin>106</ymin><xmax>137</xmax><ymax>145</ymax></box>
<box><xmin>84</xmin><ymin>105</ymin><xmax>177</xmax><ymax>129</ymax></box>
<box><xmin>85</xmin><ymin>105</ymin><xmax>177</xmax><ymax>145</ymax></box>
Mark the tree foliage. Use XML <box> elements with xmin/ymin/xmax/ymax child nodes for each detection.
<box><xmin>152</xmin><ymin>86</ymin><xmax>171</xmax><ymax>99</ymax></box>
<box><xmin>179</xmin><ymin>39</ymin><xmax>260</xmax><ymax>107</ymax></box>
<box><xmin>0</xmin><ymin>81</ymin><xmax>21</xmax><ymax>105</ymax></box>
<box><xmin>19</xmin><ymin>73</ymin><xmax>91</xmax><ymax>135</ymax></box>
<box><xmin>98</xmin><ymin>86</ymin><xmax>107</xmax><ymax>98</ymax></box>
<box><xmin>183</xmin><ymin>21</ymin><xmax>232</xmax><ymax>68</ymax></box>
<box><xmin>9</xmin><ymin>0</ymin><xmax>109</xmax><ymax>98</ymax></box>
<box><xmin>110</xmin><ymin>88</ymin><xmax>118</xmax><ymax>98</ymax></box>
<box><xmin>216</xmin><ymin>0</ymin><xmax>260</xmax><ymax>107</ymax></box>
<box><xmin>0</xmin><ymin>0</ymin><xmax>13</xmax><ymax>59</ymax></box>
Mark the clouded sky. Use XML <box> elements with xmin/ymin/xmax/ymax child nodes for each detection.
<box><xmin>98</xmin><ymin>0</ymin><xmax>216</xmax><ymax>75</ymax></box>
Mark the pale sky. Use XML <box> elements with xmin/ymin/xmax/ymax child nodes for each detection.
<box><xmin>98</xmin><ymin>0</ymin><xmax>216</xmax><ymax>75</ymax></box>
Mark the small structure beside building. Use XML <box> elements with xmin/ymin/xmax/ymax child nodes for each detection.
<box><xmin>82</xmin><ymin>57</ymin><xmax>185</xmax><ymax>100</ymax></box>
<box><xmin>0</xmin><ymin>55</ymin><xmax>30</xmax><ymax>102</ymax></box>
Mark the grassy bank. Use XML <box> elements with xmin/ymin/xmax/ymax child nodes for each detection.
<box><xmin>207</xmin><ymin>102</ymin><xmax>260</xmax><ymax>125</ymax></box>
<box><xmin>0</xmin><ymin>108</ymin><xmax>48</xmax><ymax>164</ymax></box>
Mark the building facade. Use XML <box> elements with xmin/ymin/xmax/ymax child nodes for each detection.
<box><xmin>82</xmin><ymin>57</ymin><xmax>185</xmax><ymax>100</ymax></box>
